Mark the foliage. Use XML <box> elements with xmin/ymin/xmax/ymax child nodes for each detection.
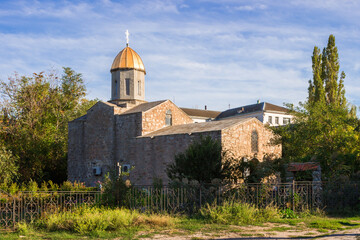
<box><xmin>199</xmin><ymin>201</ymin><xmax>279</xmax><ymax>225</ymax></box>
<box><xmin>233</xmin><ymin>156</ymin><xmax>283</xmax><ymax>183</ymax></box>
<box><xmin>272</xmin><ymin>35</ymin><xmax>360</xmax><ymax>180</ymax></box>
<box><xmin>0</xmin><ymin>143</ymin><xmax>18</xmax><ymax>186</ymax></box>
<box><xmin>0</xmin><ymin>68</ymin><xmax>97</xmax><ymax>184</ymax></box>
<box><xmin>36</xmin><ymin>206</ymin><xmax>174</xmax><ymax>235</ymax></box>
<box><xmin>167</xmin><ymin>136</ymin><xmax>226</xmax><ymax>184</ymax></box>
<box><xmin>280</xmin><ymin>208</ymin><xmax>298</xmax><ymax>219</ymax></box>
<box><xmin>273</xmin><ymin>102</ymin><xmax>360</xmax><ymax>180</ymax></box>
<box><xmin>101</xmin><ymin>171</ymin><xmax>131</xmax><ymax>206</ymax></box>
<box><xmin>1</xmin><ymin>180</ymin><xmax>95</xmax><ymax>195</ymax></box>
<box><xmin>308</xmin><ymin>34</ymin><xmax>349</xmax><ymax>109</ymax></box>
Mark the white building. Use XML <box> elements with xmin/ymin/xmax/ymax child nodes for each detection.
<box><xmin>216</xmin><ymin>102</ymin><xmax>293</xmax><ymax>126</ymax></box>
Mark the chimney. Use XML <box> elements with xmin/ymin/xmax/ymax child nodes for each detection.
<box><xmin>205</xmin><ymin>105</ymin><xmax>207</xmax><ymax>110</ymax></box>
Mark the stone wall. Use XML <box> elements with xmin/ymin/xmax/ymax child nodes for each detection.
<box><xmin>221</xmin><ymin>118</ymin><xmax>281</xmax><ymax>160</ymax></box>
<box><xmin>68</xmin><ymin>101</ymin><xmax>282</xmax><ymax>187</ymax></box>
<box><xmin>142</xmin><ymin>100</ymin><xmax>192</xmax><ymax>135</ymax></box>
<box><xmin>131</xmin><ymin>131</ymin><xmax>221</xmax><ymax>185</ymax></box>
<box><xmin>67</xmin><ymin>119</ymin><xmax>85</xmax><ymax>182</ymax></box>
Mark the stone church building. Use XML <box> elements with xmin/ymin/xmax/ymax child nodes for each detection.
<box><xmin>67</xmin><ymin>43</ymin><xmax>281</xmax><ymax>186</ymax></box>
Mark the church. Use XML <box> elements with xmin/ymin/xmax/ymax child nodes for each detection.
<box><xmin>67</xmin><ymin>39</ymin><xmax>282</xmax><ymax>186</ymax></box>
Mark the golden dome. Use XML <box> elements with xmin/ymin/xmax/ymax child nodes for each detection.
<box><xmin>111</xmin><ymin>46</ymin><xmax>146</xmax><ymax>74</ymax></box>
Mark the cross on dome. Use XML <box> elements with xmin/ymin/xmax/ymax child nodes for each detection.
<box><xmin>125</xmin><ymin>30</ymin><xmax>129</xmax><ymax>46</ymax></box>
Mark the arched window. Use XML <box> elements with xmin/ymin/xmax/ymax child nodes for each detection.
<box><xmin>138</xmin><ymin>80</ymin><xmax>141</xmax><ymax>95</ymax></box>
<box><xmin>251</xmin><ymin>130</ymin><xmax>258</xmax><ymax>153</ymax></box>
<box><xmin>165</xmin><ymin>110</ymin><xmax>172</xmax><ymax>126</ymax></box>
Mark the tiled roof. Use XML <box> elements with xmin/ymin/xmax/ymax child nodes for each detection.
<box><xmin>216</xmin><ymin>102</ymin><xmax>289</xmax><ymax>120</ymax></box>
<box><xmin>287</xmin><ymin>162</ymin><xmax>320</xmax><ymax>172</ymax></box>
<box><xmin>180</xmin><ymin>107</ymin><xmax>220</xmax><ymax>119</ymax></box>
<box><xmin>140</xmin><ymin>117</ymin><xmax>253</xmax><ymax>138</ymax></box>
<box><xmin>120</xmin><ymin>100</ymin><xmax>167</xmax><ymax>115</ymax></box>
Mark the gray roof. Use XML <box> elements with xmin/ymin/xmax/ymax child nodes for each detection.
<box><xmin>180</xmin><ymin>107</ymin><xmax>220</xmax><ymax>119</ymax></box>
<box><xmin>216</xmin><ymin>102</ymin><xmax>289</xmax><ymax>120</ymax></box>
<box><xmin>70</xmin><ymin>114</ymin><xmax>87</xmax><ymax>122</ymax></box>
<box><xmin>140</xmin><ymin>117</ymin><xmax>253</xmax><ymax>138</ymax></box>
<box><xmin>120</xmin><ymin>100</ymin><xmax>167</xmax><ymax>115</ymax></box>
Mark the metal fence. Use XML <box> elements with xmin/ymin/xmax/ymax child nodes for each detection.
<box><xmin>0</xmin><ymin>190</ymin><xmax>101</xmax><ymax>230</ymax></box>
<box><xmin>1</xmin><ymin>181</ymin><xmax>359</xmax><ymax>230</ymax></box>
<box><xmin>129</xmin><ymin>181</ymin><xmax>323</xmax><ymax>213</ymax></box>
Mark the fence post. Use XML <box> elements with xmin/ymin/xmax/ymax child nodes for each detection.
<box><xmin>12</xmin><ymin>197</ymin><xmax>16</xmax><ymax>230</ymax></box>
<box><xmin>292</xmin><ymin>180</ymin><xmax>295</xmax><ymax>212</ymax></box>
<box><xmin>199</xmin><ymin>186</ymin><xmax>202</xmax><ymax>209</ymax></box>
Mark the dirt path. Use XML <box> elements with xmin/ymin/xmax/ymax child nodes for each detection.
<box><xmin>136</xmin><ymin>223</ymin><xmax>360</xmax><ymax>240</ymax></box>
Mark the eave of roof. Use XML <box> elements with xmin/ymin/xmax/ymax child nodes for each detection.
<box><xmin>119</xmin><ymin>100</ymin><xmax>167</xmax><ymax>115</ymax></box>
<box><xmin>139</xmin><ymin>117</ymin><xmax>253</xmax><ymax>138</ymax></box>
<box><xmin>180</xmin><ymin>107</ymin><xmax>220</xmax><ymax>118</ymax></box>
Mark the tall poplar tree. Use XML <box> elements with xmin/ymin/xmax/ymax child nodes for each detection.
<box><xmin>308</xmin><ymin>34</ymin><xmax>347</xmax><ymax>108</ymax></box>
<box><xmin>274</xmin><ymin>34</ymin><xmax>360</xmax><ymax>180</ymax></box>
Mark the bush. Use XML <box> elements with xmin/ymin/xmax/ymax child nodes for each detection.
<box><xmin>37</xmin><ymin>206</ymin><xmax>174</xmax><ymax>235</ymax></box>
<box><xmin>199</xmin><ymin>201</ymin><xmax>279</xmax><ymax>225</ymax></box>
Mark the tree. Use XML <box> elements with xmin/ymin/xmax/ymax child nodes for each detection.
<box><xmin>0</xmin><ymin>68</ymin><xmax>96</xmax><ymax>184</ymax></box>
<box><xmin>0</xmin><ymin>143</ymin><xmax>18</xmax><ymax>186</ymax></box>
<box><xmin>273</xmin><ymin>35</ymin><xmax>360</xmax><ymax>180</ymax></box>
<box><xmin>167</xmin><ymin>136</ymin><xmax>226</xmax><ymax>184</ymax></box>
<box><xmin>308</xmin><ymin>34</ymin><xmax>348</xmax><ymax>108</ymax></box>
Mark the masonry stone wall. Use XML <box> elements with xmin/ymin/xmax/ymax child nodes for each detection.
<box><xmin>67</xmin><ymin>120</ymin><xmax>85</xmax><ymax>182</ymax></box>
<box><xmin>142</xmin><ymin>100</ymin><xmax>192</xmax><ymax>135</ymax></box>
<box><xmin>115</xmin><ymin>112</ymin><xmax>142</xmax><ymax>168</ymax></box>
<box><xmin>221</xmin><ymin>118</ymin><xmax>281</xmax><ymax>161</ymax></box>
<box><xmin>131</xmin><ymin>131</ymin><xmax>221</xmax><ymax>185</ymax></box>
<box><xmin>68</xmin><ymin>101</ymin><xmax>282</xmax><ymax>187</ymax></box>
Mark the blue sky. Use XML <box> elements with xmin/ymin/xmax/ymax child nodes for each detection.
<box><xmin>0</xmin><ymin>0</ymin><xmax>359</xmax><ymax>111</ymax></box>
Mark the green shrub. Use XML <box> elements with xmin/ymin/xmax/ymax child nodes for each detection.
<box><xmin>37</xmin><ymin>206</ymin><xmax>174</xmax><ymax>235</ymax></box>
<box><xmin>199</xmin><ymin>201</ymin><xmax>280</xmax><ymax>225</ymax></box>
<box><xmin>280</xmin><ymin>208</ymin><xmax>298</xmax><ymax>219</ymax></box>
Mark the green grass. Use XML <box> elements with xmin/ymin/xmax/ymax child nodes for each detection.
<box><xmin>199</xmin><ymin>201</ymin><xmax>280</xmax><ymax>225</ymax></box>
<box><xmin>2</xmin><ymin>204</ymin><xmax>360</xmax><ymax>239</ymax></box>
<box><xmin>268</xmin><ymin>226</ymin><xmax>293</xmax><ymax>231</ymax></box>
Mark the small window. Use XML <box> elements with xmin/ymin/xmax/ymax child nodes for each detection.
<box><xmin>275</xmin><ymin>117</ymin><xmax>279</xmax><ymax>125</ymax></box>
<box><xmin>268</xmin><ymin>116</ymin><xmax>272</xmax><ymax>124</ymax></box>
<box><xmin>283</xmin><ymin>118</ymin><xmax>290</xmax><ymax>124</ymax></box>
<box><xmin>251</xmin><ymin>130</ymin><xmax>258</xmax><ymax>153</ymax></box>
<box><xmin>125</xmin><ymin>78</ymin><xmax>130</xmax><ymax>95</ymax></box>
<box><xmin>138</xmin><ymin>80</ymin><xmax>141</xmax><ymax>96</ymax></box>
<box><xmin>165</xmin><ymin>110</ymin><xmax>172</xmax><ymax>126</ymax></box>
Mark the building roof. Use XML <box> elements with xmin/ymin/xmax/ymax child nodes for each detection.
<box><xmin>120</xmin><ymin>100</ymin><xmax>167</xmax><ymax>115</ymax></box>
<box><xmin>216</xmin><ymin>102</ymin><xmax>289</xmax><ymax>120</ymax></box>
<box><xmin>287</xmin><ymin>162</ymin><xmax>320</xmax><ymax>172</ymax></box>
<box><xmin>111</xmin><ymin>46</ymin><xmax>146</xmax><ymax>74</ymax></box>
<box><xmin>180</xmin><ymin>107</ymin><xmax>220</xmax><ymax>119</ymax></box>
<box><xmin>71</xmin><ymin>114</ymin><xmax>87</xmax><ymax>122</ymax></box>
<box><xmin>140</xmin><ymin>117</ymin><xmax>253</xmax><ymax>138</ymax></box>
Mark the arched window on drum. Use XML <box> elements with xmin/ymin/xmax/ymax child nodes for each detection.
<box><xmin>251</xmin><ymin>130</ymin><xmax>259</xmax><ymax>153</ymax></box>
<box><xmin>165</xmin><ymin>110</ymin><xmax>172</xmax><ymax>126</ymax></box>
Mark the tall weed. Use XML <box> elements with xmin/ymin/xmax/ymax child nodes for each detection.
<box><xmin>200</xmin><ymin>201</ymin><xmax>279</xmax><ymax>225</ymax></box>
<box><xmin>38</xmin><ymin>206</ymin><xmax>174</xmax><ymax>235</ymax></box>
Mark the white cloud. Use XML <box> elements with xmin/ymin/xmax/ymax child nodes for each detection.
<box><xmin>0</xmin><ymin>0</ymin><xmax>359</xmax><ymax>111</ymax></box>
